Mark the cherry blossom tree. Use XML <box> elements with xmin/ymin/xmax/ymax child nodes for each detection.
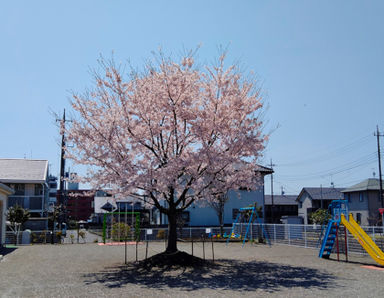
<box><xmin>66</xmin><ymin>50</ymin><xmax>267</xmax><ymax>254</ymax></box>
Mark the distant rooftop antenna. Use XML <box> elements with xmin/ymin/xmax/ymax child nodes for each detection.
<box><xmin>331</xmin><ymin>182</ymin><xmax>334</xmax><ymax>188</ymax></box>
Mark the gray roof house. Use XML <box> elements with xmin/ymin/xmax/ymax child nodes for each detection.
<box><xmin>264</xmin><ymin>195</ymin><xmax>298</xmax><ymax>223</ymax></box>
<box><xmin>297</xmin><ymin>187</ymin><xmax>343</xmax><ymax>224</ymax></box>
<box><xmin>0</xmin><ymin>159</ymin><xmax>50</xmax><ymax>230</ymax></box>
<box><xmin>341</xmin><ymin>178</ymin><xmax>384</xmax><ymax>226</ymax></box>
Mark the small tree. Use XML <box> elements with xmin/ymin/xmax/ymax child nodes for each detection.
<box><xmin>208</xmin><ymin>193</ymin><xmax>229</xmax><ymax>236</ymax></box>
<box><xmin>49</xmin><ymin>205</ymin><xmax>65</xmax><ymax>244</ymax></box>
<box><xmin>111</xmin><ymin>222</ymin><xmax>131</xmax><ymax>241</ymax></box>
<box><xmin>309</xmin><ymin>209</ymin><xmax>331</xmax><ymax>225</ymax></box>
<box><xmin>7</xmin><ymin>205</ymin><xmax>30</xmax><ymax>245</ymax></box>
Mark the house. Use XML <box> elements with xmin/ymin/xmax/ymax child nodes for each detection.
<box><xmin>157</xmin><ymin>165</ymin><xmax>273</xmax><ymax>226</ymax></box>
<box><xmin>66</xmin><ymin>190</ymin><xmax>95</xmax><ymax>221</ymax></box>
<box><xmin>341</xmin><ymin>178</ymin><xmax>384</xmax><ymax>226</ymax></box>
<box><xmin>92</xmin><ymin>191</ymin><xmax>151</xmax><ymax>226</ymax></box>
<box><xmin>0</xmin><ymin>183</ymin><xmax>13</xmax><ymax>246</ymax></box>
<box><xmin>47</xmin><ymin>175</ymin><xmax>58</xmax><ymax>212</ymax></box>
<box><xmin>264</xmin><ymin>194</ymin><xmax>298</xmax><ymax>223</ymax></box>
<box><xmin>297</xmin><ymin>187</ymin><xmax>343</xmax><ymax>224</ymax></box>
<box><xmin>0</xmin><ymin>159</ymin><xmax>51</xmax><ymax>230</ymax></box>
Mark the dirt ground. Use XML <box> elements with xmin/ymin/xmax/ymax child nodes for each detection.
<box><xmin>1</xmin><ymin>241</ymin><xmax>383</xmax><ymax>297</ymax></box>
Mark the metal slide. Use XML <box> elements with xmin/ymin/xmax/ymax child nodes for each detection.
<box><xmin>341</xmin><ymin>214</ymin><xmax>384</xmax><ymax>266</ymax></box>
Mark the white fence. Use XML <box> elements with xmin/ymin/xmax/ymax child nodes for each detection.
<box><xmin>6</xmin><ymin>224</ymin><xmax>384</xmax><ymax>257</ymax></box>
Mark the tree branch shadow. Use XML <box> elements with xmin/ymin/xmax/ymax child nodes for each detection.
<box><xmin>83</xmin><ymin>259</ymin><xmax>338</xmax><ymax>293</ymax></box>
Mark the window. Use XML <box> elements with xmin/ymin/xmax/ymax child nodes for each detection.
<box><xmin>30</xmin><ymin>197</ymin><xmax>43</xmax><ymax>209</ymax></box>
<box><xmin>359</xmin><ymin>192</ymin><xmax>364</xmax><ymax>202</ymax></box>
<box><xmin>34</xmin><ymin>184</ymin><xmax>43</xmax><ymax>196</ymax></box>
<box><xmin>9</xmin><ymin>184</ymin><xmax>25</xmax><ymax>195</ymax></box>
<box><xmin>299</xmin><ymin>201</ymin><xmax>303</xmax><ymax>208</ymax></box>
<box><xmin>345</xmin><ymin>193</ymin><xmax>350</xmax><ymax>202</ymax></box>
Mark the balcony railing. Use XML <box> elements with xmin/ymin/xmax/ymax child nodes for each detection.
<box><xmin>8</xmin><ymin>195</ymin><xmax>45</xmax><ymax>211</ymax></box>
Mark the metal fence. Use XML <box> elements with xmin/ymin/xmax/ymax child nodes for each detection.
<box><xmin>233</xmin><ymin>223</ymin><xmax>384</xmax><ymax>255</ymax></box>
<box><xmin>6</xmin><ymin>223</ymin><xmax>384</xmax><ymax>257</ymax></box>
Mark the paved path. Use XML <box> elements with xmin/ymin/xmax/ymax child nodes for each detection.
<box><xmin>1</xmin><ymin>242</ymin><xmax>384</xmax><ymax>297</ymax></box>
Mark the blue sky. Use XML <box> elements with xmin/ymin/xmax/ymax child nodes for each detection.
<box><xmin>1</xmin><ymin>1</ymin><xmax>383</xmax><ymax>194</ymax></box>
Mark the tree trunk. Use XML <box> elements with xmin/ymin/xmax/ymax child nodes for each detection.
<box><xmin>219</xmin><ymin>211</ymin><xmax>224</xmax><ymax>236</ymax></box>
<box><xmin>166</xmin><ymin>210</ymin><xmax>178</xmax><ymax>253</ymax></box>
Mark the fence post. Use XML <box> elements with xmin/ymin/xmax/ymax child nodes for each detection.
<box><xmin>288</xmin><ymin>224</ymin><xmax>291</xmax><ymax>245</ymax></box>
<box><xmin>373</xmin><ymin>226</ymin><xmax>376</xmax><ymax>242</ymax></box>
<box><xmin>304</xmin><ymin>225</ymin><xmax>307</xmax><ymax>248</ymax></box>
<box><xmin>190</xmin><ymin>227</ymin><xmax>192</xmax><ymax>240</ymax></box>
<box><xmin>274</xmin><ymin>224</ymin><xmax>276</xmax><ymax>243</ymax></box>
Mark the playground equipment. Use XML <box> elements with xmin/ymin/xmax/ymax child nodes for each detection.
<box><xmin>102</xmin><ymin>212</ymin><xmax>140</xmax><ymax>244</ymax></box>
<box><xmin>319</xmin><ymin>200</ymin><xmax>384</xmax><ymax>266</ymax></box>
<box><xmin>227</xmin><ymin>205</ymin><xmax>270</xmax><ymax>247</ymax></box>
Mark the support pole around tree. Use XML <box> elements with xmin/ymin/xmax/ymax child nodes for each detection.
<box><xmin>136</xmin><ymin>240</ymin><xmax>138</xmax><ymax>262</ymax></box>
<box><xmin>202</xmin><ymin>234</ymin><xmax>205</xmax><ymax>260</ymax></box>
<box><xmin>191</xmin><ymin>238</ymin><xmax>194</xmax><ymax>256</ymax></box>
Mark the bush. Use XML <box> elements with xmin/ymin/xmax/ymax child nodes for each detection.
<box><xmin>309</xmin><ymin>209</ymin><xmax>331</xmax><ymax>225</ymax></box>
<box><xmin>31</xmin><ymin>232</ymin><xmax>38</xmax><ymax>243</ymax></box>
<box><xmin>78</xmin><ymin>230</ymin><xmax>86</xmax><ymax>243</ymax></box>
<box><xmin>56</xmin><ymin>231</ymin><xmax>63</xmax><ymax>243</ymax></box>
<box><xmin>156</xmin><ymin>229</ymin><xmax>166</xmax><ymax>240</ymax></box>
<box><xmin>111</xmin><ymin>222</ymin><xmax>131</xmax><ymax>242</ymax></box>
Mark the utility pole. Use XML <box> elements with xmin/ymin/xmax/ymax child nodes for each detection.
<box><xmin>374</xmin><ymin>125</ymin><xmax>384</xmax><ymax>208</ymax></box>
<box><xmin>56</xmin><ymin>109</ymin><xmax>71</xmax><ymax>223</ymax></box>
<box><xmin>269</xmin><ymin>160</ymin><xmax>276</xmax><ymax>223</ymax></box>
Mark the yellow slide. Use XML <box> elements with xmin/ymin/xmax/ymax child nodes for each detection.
<box><xmin>341</xmin><ymin>214</ymin><xmax>384</xmax><ymax>266</ymax></box>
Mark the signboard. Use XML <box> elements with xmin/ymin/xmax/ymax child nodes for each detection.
<box><xmin>146</xmin><ymin>229</ymin><xmax>153</xmax><ymax>235</ymax></box>
<box><xmin>205</xmin><ymin>228</ymin><xmax>211</xmax><ymax>233</ymax></box>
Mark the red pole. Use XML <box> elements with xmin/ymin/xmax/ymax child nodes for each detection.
<box><xmin>336</xmin><ymin>224</ymin><xmax>339</xmax><ymax>262</ymax></box>
<box><xmin>344</xmin><ymin>226</ymin><xmax>348</xmax><ymax>262</ymax></box>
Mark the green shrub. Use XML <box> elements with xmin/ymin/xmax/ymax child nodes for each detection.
<box><xmin>309</xmin><ymin>209</ymin><xmax>331</xmax><ymax>225</ymax></box>
<box><xmin>156</xmin><ymin>229</ymin><xmax>166</xmax><ymax>240</ymax></box>
<box><xmin>111</xmin><ymin>222</ymin><xmax>131</xmax><ymax>242</ymax></box>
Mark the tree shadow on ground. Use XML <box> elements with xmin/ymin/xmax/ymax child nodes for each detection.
<box><xmin>83</xmin><ymin>259</ymin><xmax>338</xmax><ymax>293</ymax></box>
<box><xmin>0</xmin><ymin>247</ymin><xmax>17</xmax><ymax>257</ymax></box>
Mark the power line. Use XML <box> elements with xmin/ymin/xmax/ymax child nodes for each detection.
<box><xmin>277</xmin><ymin>152</ymin><xmax>377</xmax><ymax>181</ymax></box>
<box><xmin>278</xmin><ymin>134</ymin><xmax>373</xmax><ymax>167</ymax></box>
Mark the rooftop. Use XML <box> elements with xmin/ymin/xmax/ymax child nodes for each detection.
<box><xmin>265</xmin><ymin>195</ymin><xmax>298</xmax><ymax>205</ymax></box>
<box><xmin>297</xmin><ymin>187</ymin><xmax>344</xmax><ymax>201</ymax></box>
<box><xmin>341</xmin><ymin>178</ymin><xmax>384</xmax><ymax>193</ymax></box>
<box><xmin>0</xmin><ymin>159</ymin><xmax>49</xmax><ymax>183</ymax></box>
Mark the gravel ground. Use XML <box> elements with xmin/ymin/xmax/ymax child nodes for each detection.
<box><xmin>0</xmin><ymin>241</ymin><xmax>383</xmax><ymax>298</ymax></box>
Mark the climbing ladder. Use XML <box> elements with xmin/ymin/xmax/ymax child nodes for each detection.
<box><xmin>318</xmin><ymin>200</ymin><xmax>348</xmax><ymax>259</ymax></box>
<box><xmin>318</xmin><ymin>220</ymin><xmax>339</xmax><ymax>258</ymax></box>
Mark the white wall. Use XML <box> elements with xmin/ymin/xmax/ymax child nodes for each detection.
<box><xmin>298</xmin><ymin>194</ymin><xmax>313</xmax><ymax>224</ymax></box>
<box><xmin>184</xmin><ymin>188</ymin><xmax>265</xmax><ymax>226</ymax></box>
